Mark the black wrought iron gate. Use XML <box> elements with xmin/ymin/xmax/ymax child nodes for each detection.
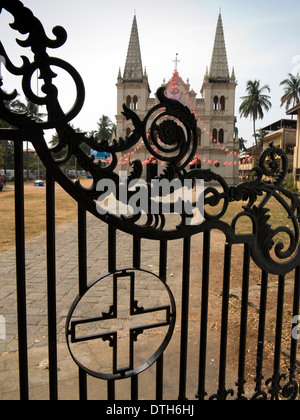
<box><xmin>0</xmin><ymin>0</ymin><xmax>299</xmax><ymax>400</ymax></box>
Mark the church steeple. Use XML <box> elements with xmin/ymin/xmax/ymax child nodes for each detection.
<box><xmin>209</xmin><ymin>13</ymin><xmax>230</xmax><ymax>82</ymax></box>
<box><xmin>123</xmin><ymin>15</ymin><xmax>143</xmax><ymax>82</ymax></box>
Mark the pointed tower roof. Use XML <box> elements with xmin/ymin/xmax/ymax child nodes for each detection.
<box><xmin>209</xmin><ymin>13</ymin><xmax>230</xmax><ymax>82</ymax></box>
<box><xmin>123</xmin><ymin>15</ymin><xmax>143</xmax><ymax>82</ymax></box>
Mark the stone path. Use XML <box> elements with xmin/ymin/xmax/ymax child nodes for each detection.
<box><xmin>0</xmin><ymin>214</ymin><xmax>134</xmax><ymax>354</ymax></box>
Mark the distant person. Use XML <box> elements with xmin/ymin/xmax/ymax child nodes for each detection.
<box><xmin>0</xmin><ymin>175</ymin><xmax>4</xmax><ymax>192</ymax></box>
<box><xmin>3</xmin><ymin>173</ymin><xmax>6</xmax><ymax>186</ymax></box>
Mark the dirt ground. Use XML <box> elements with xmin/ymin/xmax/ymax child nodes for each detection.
<box><xmin>202</xmin><ymin>230</ymin><xmax>300</xmax><ymax>399</ymax></box>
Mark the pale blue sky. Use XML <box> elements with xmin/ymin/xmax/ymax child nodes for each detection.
<box><xmin>1</xmin><ymin>0</ymin><xmax>300</xmax><ymax>145</ymax></box>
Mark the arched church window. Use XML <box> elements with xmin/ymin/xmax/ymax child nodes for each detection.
<box><xmin>133</xmin><ymin>96</ymin><xmax>138</xmax><ymax>110</ymax></box>
<box><xmin>213</xmin><ymin>96</ymin><xmax>219</xmax><ymax>111</ymax></box>
<box><xmin>220</xmin><ymin>96</ymin><xmax>225</xmax><ymax>111</ymax></box>
<box><xmin>219</xmin><ymin>129</ymin><xmax>224</xmax><ymax>144</ymax></box>
<box><xmin>212</xmin><ymin>129</ymin><xmax>218</xmax><ymax>142</ymax></box>
<box><xmin>197</xmin><ymin>128</ymin><xmax>202</xmax><ymax>146</ymax></box>
<box><xmin>126</xmin><ymin>95</ymin><xmax>132</xmax><ymax>109</ymax></box>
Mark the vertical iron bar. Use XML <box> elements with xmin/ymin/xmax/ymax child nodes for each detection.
<box><xmin>236</xmin><ymin>243</ymin><xmax>250</xmax><ymax>400</ymax></box>
<box><xmin>253</xmin><ymin>270</ymin><xmax>268</xmax><ymax>399</ymax></box>
<box><xmin>133</xmin><ymin>235</ymin><xmax>141</xmax><ymax>269</ymax></box>
<box><xmin>274</xmin><ymin>275</ymin><xmax>285</xmax><ymax>372</ymax></box>
<box><xmin>131</xmin><ymin>235</ymin><xmax>141</xmax><ymax>400</ymax></box>
<box><xmin>108</xmin><ymin>226</ymin><xmax>116</xmax><ymax>273</ymax></box>
<box><xmin>107</xmin><ymin>380</ymin><xmax>115</xmax><ymax>401</ymax></box>
<box><xmin>78</xmin><ymin>204</ymin><xmax>87</xmax><ymax>296</ymax></box>
<box><xmin>178</xmin><ymin>236</ymin><xmax>191</xmax><ymax>400</ymax></box>
<box><xmin>216</xmin><ymin>243</ymin><xmax>233</xmax><ymax>400</ymax></box>
<box><xmin>268</xmin><ymin>274</ymin><xmax>285</xmax><ymax>400</ymax></box>
<box><xmin>156</xmin><ymin>240</ymin><xmax>168</xmax><ymax>400</ymax></box>
<box><xmin>46</xmin><ymin>171</ymin><xmax>58</xmax><ymax>400</ymax></box>
<box><xmin>196</xmin><ymin>231</ymin><xmax>211</xmax><ymax>400</ymax></box>
<box><xmin>14</xmin><ymin>141</ymin><xmax>29</xmax><ymax>400</ymax></box>
<box><xmin>159</xmin><ymin>241</ymin><xmax>168</xmax><ymax>282</ymax></box>
<box><xmin>107</xmin><ymin>225</ymin><xmax>116</xmax><ymax>400</ymax></box>
<box><xmin>290</xmin><ymin>267</ymin><xmax>300</xmax><ymax>383</ymax></box>
<box><xmin>276</xmin><ymin>267</ymin><xmax>300</xmax><ymax>401</ymax></box>
<box><xmin>78</xmin><ymin>204</ymin><xmax>87</xmax><ymax>400</ymax></box>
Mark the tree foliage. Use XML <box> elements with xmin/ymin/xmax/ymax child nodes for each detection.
<box><xmin>96</xmin><ymin>115</ymin><xmax>116</xmax><ymax>141</ymax></box>
<box><xmin>239</xmin><ymin>80</ymin><xmax>272</xmax><ymax>148</ymax></box>
<box><xmin>280</xmin><ymin>73</ymin><xmax>300</xmax><ymax>113</ymax></box>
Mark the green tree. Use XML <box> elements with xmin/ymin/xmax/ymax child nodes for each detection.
<box><xmin>239</xmin><ymin>137</ymin><xmax>247</xmax><ymax>152</ymax></box>
<box><xmin>0</xmin><ymin>138</ymin><xmax>14</xmax><ymax>172</ymax></box>
<box><xmin>239</xmin><ymin>80</ymin><xmax>272</xmax><ymax>148</ymax></box>
<box><xmin>254</xmin><ymin>128</ymin><xmax>267</xmax><ymax>148</ymax></box>
<box><xmin>0</xmin><ymin>95</ymin><xmax>27</xmax><ymax>173</ymax></box>
<box><xmin>1</xmin><ymin>97</ymin><xmax>47</xmax><ymax>178</ymax></box>
<box><xmin>280</xmin><ymin>73</ymin><xmax>300</xmax><ymax>117</ymax></box>
<box><xmin>96</xmin><ymin>115</ymin><xmax>115</xmax><ymax>141</ymax></box>
<box><xmin>0</xmin><ymin>142</ymin><xmax>5</xmax><ymax>167</ymax></box>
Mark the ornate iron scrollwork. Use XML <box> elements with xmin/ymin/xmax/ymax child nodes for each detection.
<box><xmin>1</xmin><ymin>0</ymin><xmax>300</xmax><ymax>277</ymax></box>
<box><xmin>1</xmin><ymin>0</ymin><xmax>300</xmax><ymax>401</ymax></box>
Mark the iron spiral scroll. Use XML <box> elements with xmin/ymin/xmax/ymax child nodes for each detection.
<box><xmin>1</xmin><ymin>0</ymin><xmax>300</xmax><ymax>278</ymax></box>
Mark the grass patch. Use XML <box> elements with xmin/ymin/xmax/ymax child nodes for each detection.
<box><xmin>0</xmin><ymin>183</ymin><xmax>77</xmax><ymax>252</ymax></box>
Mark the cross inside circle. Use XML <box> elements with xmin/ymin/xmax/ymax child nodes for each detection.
<box><xmin>66</xmin><ymin>269</ymin><xmax>176</xmax><ymax>380</ymax></box>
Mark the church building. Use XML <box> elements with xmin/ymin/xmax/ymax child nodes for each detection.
<box><xmin>116</xmin><ymin>13</ymin><xmax>239</xmax><ymax>185</ymax></box>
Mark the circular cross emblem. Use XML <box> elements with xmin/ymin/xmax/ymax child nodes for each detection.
<box><xmin>66</xmin><ymin>269</ymin><xmax>176</xmax><ymax>380</ymax></box>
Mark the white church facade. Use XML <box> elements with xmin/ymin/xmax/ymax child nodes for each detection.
<box><xmin>116</xmin><ymin>14</ymin><xmax>239</xmax><ymax>185</ymax></box>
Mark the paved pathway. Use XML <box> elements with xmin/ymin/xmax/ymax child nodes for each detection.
<box><xmin>0</xmin><ymin>214</ymin><xmax>134</xmax><ymax>354</ymax></box>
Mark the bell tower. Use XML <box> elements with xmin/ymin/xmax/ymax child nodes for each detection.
<box><xmin>116</xmin><ymin>15</ymin><xmax>151</xmax><ymax>138</ymax></box>
<box><xmin>201</xmin><ymin>13</ymin><xmax>238</xmax><ymax>184</ymax></box>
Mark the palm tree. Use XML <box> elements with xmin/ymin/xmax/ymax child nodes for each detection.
<box><xmin>96</xmin><ymin>115</ymin><xmax>115</xmax><ymax>141</ymax></box>
<box><xmin>239</xmin><ymin>80</ymin><xmax>272</xmax><ymax>148</ymax></box>
<box><xmin>280</xmin><ymin>73</ymin><xmax>300</xmax><ymax>118</ymax></box>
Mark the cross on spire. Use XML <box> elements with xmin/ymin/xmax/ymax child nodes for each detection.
<box><xmin>173</xmin><ymin>53</ymin><xmax>180</xmax><ymax>72</ymax></box>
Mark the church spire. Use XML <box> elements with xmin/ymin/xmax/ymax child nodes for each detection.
<box><xmin>209</xmin><ymin>13</ymin><xmax>230</xmax><ymax>81</ymax></box>
<box><xmin>123</xmin><ymin>15</ymin><xmax>143</xmax><ymax>82</ymax></box>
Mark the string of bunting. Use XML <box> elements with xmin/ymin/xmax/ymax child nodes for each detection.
<box><xmin>113</xmin><ymin>141</ymin><xmax>252</xmax><ymax>168</ymax></box>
